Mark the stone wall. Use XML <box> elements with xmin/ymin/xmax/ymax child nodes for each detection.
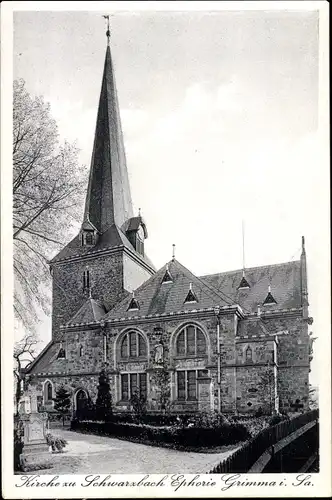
<box><xmin>219</xmin><ymin>314</ymin><xmax>237</xmax><ymax>413</ymax></box>
<box><xmin>234</xmin><ymin>337</ymin><xmax>277</xmax><ymax>414</ymax></box>
<box><xmin>29</xmin><ymin>313</ymin><xmax>227</xmax><ymax>414</ymax></box>
<box><xmin>123</xmin><ymin>253</ymin><xmax>153</xmax><ymax>293</ymax></box>
<box><xmin>263</xmin><ymin>314</ymin><xmax>310</xmax><ymax>412</ymax></box>
<box><xmin>28</xmin><ymin>309</ymin><xmax>310</xmax><ymax>416</ymax></box>
<box><xmin>52</xmin><ymin>251</ymin><xmax>125</xmax><ymax>340</ymax></box>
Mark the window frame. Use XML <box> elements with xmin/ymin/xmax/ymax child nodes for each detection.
<box><xmin>245</xmin><ymin>345</ymin><xmax>253</xmax><ymax>362</ymax></box>
<box><xmin>175</xmin><ymin>325</ymin><xmax>207</xmax><ymax>358</ymax></box>
<box><xmin>44</xmin><ymin>380</ymin><xmax>54</xmax><ymax>404</ymax></box>
<box><xmin>120</xmin><ymin>372</ymin><xmax>147</xmax><ymax>401</ymax></box>
<box><xmin>83</xmin><ymin>269</ymin><xmax>90</xmax><ymax>290</ymax></box>
<box><xmin>176</xmin><ymin>369</ymin><xmax>209</xmax><ymax>401</ymax></box>
<box><xmin>120</xmin><ymin>331</ymin><xmax>147</xmax><ymax>359</ymax></box>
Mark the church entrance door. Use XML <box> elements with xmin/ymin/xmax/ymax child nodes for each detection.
<box><xmin>76</xmin><ymin>389</ymin><xmax>88</xmax><ymax>417</ymax></box>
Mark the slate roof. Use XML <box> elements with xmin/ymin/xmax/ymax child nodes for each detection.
<box><xmin>83</xmin><ymin>44</ymin><xmax>133</xmax><ymax>233</ymax></box>
<box><xmin>122</xmin><ymin>216</ymin><xmax>148</xmax><ymax>238</ymax></box>
<box><xmin>24</xmin><ymin>342</ymin><xmax>66</xmax><ymax>375</ymax></box>
<box><xmin>200</xmin><ymin>260</ymin><xmax>302</xmax><ymax>314</ymax></box>
<box><xmin>50</xmin><ymin>223</ymin><xmax>155</xmax><ymax>270</ymax></box>
<box><xmin>104</xmin><ymin>259</ymin><xmax>231</xmax><ymax>320</ymax></box>
<box><xmin>50</xmin><ymin>44</ymin><xmax>154</xmax><ymax>271</ymax></box>
<box><xmin>67</xmin><ymin>297</ymin><xmax>106</xmax><ymax>326</ymax></box>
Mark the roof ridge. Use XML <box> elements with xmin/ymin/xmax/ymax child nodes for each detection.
<box><xmin>200</xmin><ymin>259</ymin><xmax>301</xmax><ymax>278</ymax></box>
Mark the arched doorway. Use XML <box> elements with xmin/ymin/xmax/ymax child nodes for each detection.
<box><xmin>75</xmin><ymin>389</ymin><xmax>88</xmax><ymax>419</ymax></box>
<box><xmin>75</xmin><ymin>389</ymin><xmax>88</xmax><ymax>412</ymax></box>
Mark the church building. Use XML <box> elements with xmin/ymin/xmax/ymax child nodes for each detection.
<box><xmin>24</xmin><ymin>33</ymin><xmax>313</xmax><ymax>416</ymax></box>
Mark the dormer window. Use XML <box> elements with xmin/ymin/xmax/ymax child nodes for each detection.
<box><xmin>263</xmin><ymin>285</ymin><xmax>277</xmax><ymax>306</ymax></box>
<box><xmin>127</xmin><ymin>293</ymin><xmax>140</xmax><ymax>311</ymax></box>
<box><xmin>161</xmin><ymin>265</ymin><xmax>173</xmax><ymax>284</ymax></box>
<box><xmin>57</xmin><ymin>343</ymin><xmax>66</xmax><ymax>359</ymax></box>
<box><xmin>184</xmin><ymin>283</ymin><xmax>198</xmax><ymax>304</ymax></box>
<box><xmin>136</xmin><ymin>225</ymin><xmax>145</xmax><ymax>256</ymax></box>
<box><xmin>81</xmin><ymin>230</ymin><xmax>95</xmax><ymax>246</ymax></box>
<box><xmin>124</xmin><ymin>216</ymin><xmax>147</xmax><ymax>257</ymax></box>
<box><xmin>238</xmin><ymin>273</ymin><xmax>250</xmax><ymax>290</ymax></box>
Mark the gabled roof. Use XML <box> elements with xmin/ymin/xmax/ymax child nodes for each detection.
<box><xmin>67</xmin><ymin>297</ymin><xmax>106</xmax><ymax>326</ymax></box>
<box><xmin>104</xmin><ymin>259</ymin><xmax>230</xmax><ymax>320</ymax></box>
<box><xmin>200</xmin><ymin>260</ymin><xmax>302</xmax><ymax>313</ymax></box>
<box><xmin>24</xmin><ymin>341</ymin><xmax>67</xmax><ymax>375</ymax></box>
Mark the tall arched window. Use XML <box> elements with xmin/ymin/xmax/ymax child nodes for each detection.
<box><xmin>245</xmin><ymin>345</ymin><xmax>253</xmax><ymax>362</ymax></box>
<box><xmin>175</xmin><ymin>325</ymin><xmax>207</xmax><ymax>356</ymax></box>
<box><xmin>44</xmin><ymin>381</ymin><xmax>53</xmax><ymax>403</ymax></box>
<box><xmin>120</xmin><ymin>331</ymin><xmax>147</xmax><ymax>359</ymax></box>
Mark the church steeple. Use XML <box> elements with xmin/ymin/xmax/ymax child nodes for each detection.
<box><xmin>82</xmin><ymin>37</ymin><xmax>134</xmax><ymax>235</ymax></box>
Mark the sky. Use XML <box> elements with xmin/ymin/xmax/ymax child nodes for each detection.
<box><xmin>12</xmin><ymin>7</ymin><xmax>329</xmax><ymax>386</ymax></box>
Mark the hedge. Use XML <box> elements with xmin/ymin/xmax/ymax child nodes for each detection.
<box><xmin>75</xmin><ymin>409</ymin><xmax>193</xmax><ymax>427</ymax></box>
<box><xmin>70</xmin><ymin>419</ymin><xmax>250</xmax><ymax>448</ymax></box>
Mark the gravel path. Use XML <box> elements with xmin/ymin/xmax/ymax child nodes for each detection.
<box><xmin>34</xmin><ymin>428</ymin><xmax>239</xmax><ymax>474</ymax></box>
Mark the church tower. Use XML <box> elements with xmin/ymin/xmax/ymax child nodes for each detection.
<box><xmin>49</xmin><ymin>32</ymin><xmax>155</xmax><ymax>341</ymax></box>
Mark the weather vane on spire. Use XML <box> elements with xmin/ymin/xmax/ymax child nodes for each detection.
<box><xmin>103</xmin><ymin>15</ymin><xmax>111</xmax><ymax>44</ymax></box>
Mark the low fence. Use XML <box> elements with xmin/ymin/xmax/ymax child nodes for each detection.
<box><xmin>210</xmin><ymin>409</ymin><xmax>319</xmax><ymax>473</ymax></box>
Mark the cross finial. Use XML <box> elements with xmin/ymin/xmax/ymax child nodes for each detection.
<box><xmin>103</xmin><ymin>15</ymin><xmax>111</xmax><ymax>44</ymax></box>
<box><xmin>172</xmin><ymin>244</ymin><xmax>176</xmax><ymax>261</ymax></box>
<box><xmin>138</xmin><ymin>207</ymin><xmax>141</xmax><ymax>217</ymax></box>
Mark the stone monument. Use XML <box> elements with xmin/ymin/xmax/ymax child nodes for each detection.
<box><xmin>154</xmin><ymin>344</ymin><xmax>164</xmax><ymax>365</ymax></box>
<box><xmin>20</xmin><ymin>386</ymin><xmax>50</xmax><ymax>470</ymax></box>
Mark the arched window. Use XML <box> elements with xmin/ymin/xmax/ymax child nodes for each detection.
<box><xmin>44</xmin><ymin>381</ymin><xmax>53</xmax><ymax>402</ymax></box>
<box><xmin>175</xmin><ymin>325</ymin><xmax>207</xmax><ymax>357</ymax></box>
<box><xmin>245</xmin><ymin>345</ymin><xmax>253</xmax><ymax>362</ymax></box>
<box><xmin>120</xmin><ymin>331</ymin><xmax>147</xmax><ymax>359</ymax></box>
<box><xmin>83</xmin><ymin>269</ymin><xmax>90</xmax><ymax>290</ymax></box>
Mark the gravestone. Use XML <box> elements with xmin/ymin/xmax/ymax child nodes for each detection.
<box><xmin>20</xmin><ymin>386</ymin><xmax>50</xmax><ymax>470</ymax></box>
<box><xmin>197</xmin><ymin>374</ymin><xmax>213</xmax><ymax>412</ymax></box>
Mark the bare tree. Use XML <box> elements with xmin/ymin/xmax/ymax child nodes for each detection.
<box><xmin>13</xmin><ymin>79</ymin><xmax>87</xmax><ymax>331</ymax></box>
<box><xmin>13</xmin><ymin>333</ymin><xmax>40</xmax><ymax>413</ymax></box>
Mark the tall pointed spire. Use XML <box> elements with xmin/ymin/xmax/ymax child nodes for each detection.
<box><xmin>83</xmin><ymin>35</ymin><xmax>134</xmax><ymax>234</ymax></box>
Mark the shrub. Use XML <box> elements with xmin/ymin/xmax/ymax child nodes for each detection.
<box><xmin>269</xmin><ymin>413</ymin><xmax>290</xmax><ymax>426</ymax></box>
<box><xmin>53</xmin><ymin>385</ymin><xmax>71</xmax><ymax>426</ymax></box>
<box><xmin>46</xmin><ymin>433</ymin><xmax>67</xmax><ymax>452</ymax></box>
<box><xmin>255</xmin><ymin>407</ymin><xmax>264</xmax><ymax>417</ymax></box>
<box><xmin>70</xmin><ymin>419</ymin><xmax>250</xmax><ymax>449</ymax></box>
<box><xmin>95</xmin><ymin>369</ymin><xmax>113</xmax><ymax>421</ymax></box>
<box><xmin>130</xmin><ymin>393</ymin><xmax>147</xmax><ymax>423</ymax></box>
<box><xmin>190</xmin><ymin>410</ymin><xmax>230</xmax><ymax>428</ymax></box>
